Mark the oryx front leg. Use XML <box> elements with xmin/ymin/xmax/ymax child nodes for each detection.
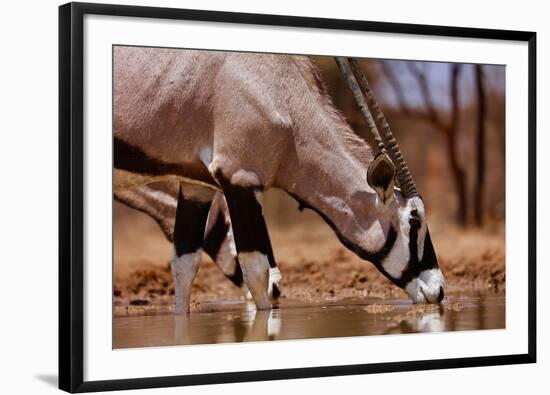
<box><xmin>215</xmin><ymin>171</ymin><xmax>273</xmax><ymax>310</ymax></box>
<box><xmin>171</xmin><ymin>184</ymin><xmax>213</xmax><ymax>314</ymax></box>
<box><xmin>171</xmin><ymin>251</ymin><xmax>201</xmax><ymax>315</ymax></box>
<box><xmin>204</xmin><ymin>192</ymin><xmax>280</xmax><ymax>300</ymax></box>
<box><xmin>203</xmin><ymin>192</ymin><xmax>246</xmax><ymax>293</ymax></box>
<box><xmin>239</xmin><ymin>252</ymin><xmax>271</xmax><ymax>309</ymax></box>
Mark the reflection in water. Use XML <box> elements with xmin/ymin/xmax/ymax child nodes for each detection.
<box><xmin>417</xmin><ymin>310</ymin><xmax>446</xmax><ymax>332</ymax></box>
<box><xmin>113</xmin><ymin>294</ymin><xmax>504</xmax><ymax>349</ymax></box>
<box><xmin>384</xmin><ymin>306</ymin><xmax>446</xmax><ymax>334</ymax></box>
<box><xmin>173</xmin><ymin>308</ymin><xmax>281</xmax><ymax>344</ymax></box>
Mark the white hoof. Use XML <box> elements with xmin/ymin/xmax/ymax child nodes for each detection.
<box><xmin>268</xmin><ymin>267</ymin><xmax>282</xmax><ymax>299</ymax></box>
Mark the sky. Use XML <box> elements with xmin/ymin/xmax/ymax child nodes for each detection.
<box><xmin>375</xmin><ymin>60</ymin><xmax>505</xmax><ymax>111</ymax></box>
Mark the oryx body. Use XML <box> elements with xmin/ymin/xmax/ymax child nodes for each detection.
<box><xmin>114</xmin><ymin>47</ymin><xmax>444</xmax><ymax>314</ymax></box>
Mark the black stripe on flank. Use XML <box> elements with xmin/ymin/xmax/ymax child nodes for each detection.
<box><xmin>113</xmin><ymin>136</ymin><xmax>215</xmax><ymax>185</ymax></box>
<box><xmin>173</xmin><ymin>187</ymin><xmax>212</xmax><ymax>257</ymax></box>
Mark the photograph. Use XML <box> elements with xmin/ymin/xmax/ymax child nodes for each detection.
<box><xmin>112</xmin><ymin>46</ymin><xmax>506</xmax><ymax>349</ymax></box>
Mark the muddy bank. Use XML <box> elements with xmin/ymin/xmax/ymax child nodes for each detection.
<box><xmin>114</xmin><ymin>201</ymin><xmax>505</xmax><ymax>317</ymax></box>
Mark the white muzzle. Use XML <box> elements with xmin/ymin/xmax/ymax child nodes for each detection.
<box><xmin>405</xmin><ymin>269</ymin><xmax>445</xmax><ymax>304</ymax></box>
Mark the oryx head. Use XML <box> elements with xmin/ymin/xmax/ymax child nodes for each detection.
<box><xmin>366</xmin><ymin>152</ymin><xmax>444</xmax><ymax>304</ymax></box>
<box><xmin>336</xmin><ymin>57</ymin><xmax>445</xmax><ymax>304</ymax></box>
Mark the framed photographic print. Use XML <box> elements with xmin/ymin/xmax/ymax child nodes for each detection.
<box><xmin>59</xmin><ymin>2</ymin><xmax>536</xmax><ymax>392</ymax></box>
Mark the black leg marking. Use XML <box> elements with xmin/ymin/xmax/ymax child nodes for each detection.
<box><xmin>267</xmin><ymin>250</ymin><xmax>277</xmax><ymax>269</ymax></box>
<box><xmin>203</xmin><ymin>211</ymin><xmax>228</xmax><ymax>260</ymax></box>
<box><xmin>203</xmin><ymin>210</ymin><xmax>244</xmax><ymax>287</ymax></box>
<box><xmin>226</xmin><ymin>261</ymin><xmax>244</xmax><ymax>288</ymax></box>
<box><xmin>271</xmin><ymin>283</ymin><xmax>281</xmax><ymax>299</ymax></box>
<box><xmin>173</xmin><ymin>187</ymin><xmax>212</xmax><ymax>257</ymax></box>
<box><xmin>397</xmin><ymin>226</ymin><xmax>439</xmax><ymax>288</ymax></box>
<box><xmin>215</xmin><ymin>172</ymin><xmax>274</xmax><ymax>310</ymax></box>
<box><xmin>215</xmin><ymin>175</ymin><xmax>274</xmax><ymax>260</ymax></box>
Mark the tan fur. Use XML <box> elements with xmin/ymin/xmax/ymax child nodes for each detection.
<box><xmin>114</xmin><ymin>47</ymin><xmax>386</xmax><ymax>256</ymax></box>
<box><xmin>115</xmin><ymin>182</ymin><xmax>178</xmax><ymax>241</ymax></box>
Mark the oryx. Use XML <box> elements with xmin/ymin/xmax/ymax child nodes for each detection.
<box><xmin>114</xmin><ymin>183</ymin><xmax>282</xmax><ymax>299</ymax></box>
<box><xmin>114</xmin><ymin>47</ymin><xmax>445</xmax><ymax>313</ymax></box>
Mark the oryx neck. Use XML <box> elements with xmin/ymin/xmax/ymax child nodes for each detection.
<box><xmin>276</xmin><ymin>93</ymin><xmax>380</xmax><ymax>255</ymax></box>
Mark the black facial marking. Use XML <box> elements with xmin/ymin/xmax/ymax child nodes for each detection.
<box><xmin>215</xmin><ymin>172</ymin><xmax>276</xmax><ymax>266</ymax></box>
<box><xmin>397</xmin><ymin>227</ymin><xmax>439</xmax><ymax>288</ymax></box>
<box><xmin>288</xmin><ymin>192</ymin><xmax>399</xmax><ymax>284</ymax></box>
<box><xmin>173</xmin><ymin>186</ymin><xmax>212</xmax><ymax>257</ymax></box>
<box><xmin>409</xmin><ymin>209</ymin><xmax>421</xmax><ymax>230</ymax></box>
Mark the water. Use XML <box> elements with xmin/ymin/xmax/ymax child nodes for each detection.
<box><xmin>113</xmin><ymin>293</ymin><xmax>504</xmax><ymax>349</ymax></box>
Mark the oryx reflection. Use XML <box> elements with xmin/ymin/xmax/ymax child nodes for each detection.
<box><xmin>113</xmin><ymin>296</ymin><xmax>504</xmax><ymax>349</ymax></box>
<box><xmin>174</xmin><ymin>306</ymin><xmax>282</xmax><ymax>345</ymax></box>
<box><xmin>384</xmin><ymin>306</ymin><xmax>446</xmax><ymax>335</ymax></box>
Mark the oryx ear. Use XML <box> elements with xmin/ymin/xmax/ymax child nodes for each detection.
<box><xmin>367</xmin><ymin>153</ymin><xmax>396</xmax><ymax>205</ymax></box>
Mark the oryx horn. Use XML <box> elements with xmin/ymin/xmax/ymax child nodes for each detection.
<box><xmin>334</xmin><ymin>57</ymin><xmax>387</xmax><ymax>156</ymax></box>
<box><xmin>348</xmin><ymin>58</ymin><xmax>419</xmax><ymax>198</ymax></box>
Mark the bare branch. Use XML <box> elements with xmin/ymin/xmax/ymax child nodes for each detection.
<box><xmin>405</xmin><ymin>62</ymin><xmax>447</xmax><ymax>131</ymax></box>
<box><xmin>377</xmin><ymin>61</ymin><xmax>411</xmax><ymax>116</ymax></box>
<box><xmin>450</xmin><ymin>64</ymin><xmax>461</xmax><ymax>130</ymax></box>
<box><xmin>474</xmin><ymin>64</ymin><xmax>487</xmax><ymax>226</ymax></box>
<box><xmin>447</xmin><ymin>63</ymin><xmax>467</xmax><ymax>225</ymax></box>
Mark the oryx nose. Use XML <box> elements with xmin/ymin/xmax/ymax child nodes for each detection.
<box><xmin>437</xmin><ymin>286</ymin><xmax>445</xmax><ymax>303</ymax></box>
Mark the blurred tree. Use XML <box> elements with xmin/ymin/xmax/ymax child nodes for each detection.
<box><xmin>404</xmin><ymin>62</ymin><xmax>468</xmax><ymax>226</ymax></box>
<box><xmin>317</xmin><ymin>56</ymin><xmax>500</xmax><ymax>226</ymax></box>
<box><xmin>378</xmin><ymin>61</ymin><xmax>411</xmax><ymax>117</ymax></box>
<box><xmin>474</xmin><ymin>64</ymin><xmax>487</xmax><ymax>226</ymax></box>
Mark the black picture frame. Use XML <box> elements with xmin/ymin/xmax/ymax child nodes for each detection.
<box><xmin>59</xmin><ymin>2</ymin><xmax>537</xmax><ymax>392</ymax></box>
